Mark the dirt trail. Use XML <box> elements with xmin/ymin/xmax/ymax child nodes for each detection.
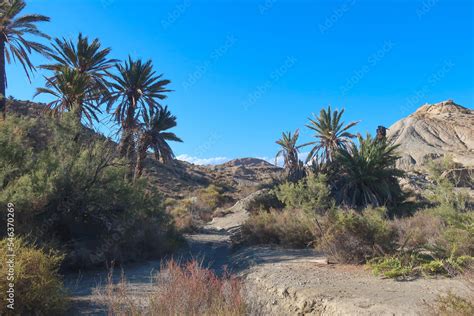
<box><xmin>64</xmin><ymin>190</ymin><xmax>256</xmax><ymax>314</ymax></box>
<box><xmin>66</xmin><ymin>191</ymin><xmax>473</xmax><ymax>315</ymax></box>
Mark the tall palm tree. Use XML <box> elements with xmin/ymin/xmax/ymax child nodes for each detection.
<box><xmin>303</xmin><ymin>106</ymin><xmax>359</xmax><ymax>164</ymax></box>
<box><xmin>335</xmin><ymin>133</ymin><xmax>403</xmax><ymax>208</ymax></box>
<box><xmin>41</xmin><ymin>33</ymin><xmax>117</xmax><ymax>94</ymax></box>
<box><xmin>0</xmin><ymin>0</ymin><xmax>50</xmax><ymax>119</ymax></box>
<box><xmin>38</xmin><ymin>33</ymin><xmax>117</xmax><ymax>123</ymax></box>
<box><xmin>134</xmin><ymin>106</ymin><xmax>182</xmax><ymax>180</ymax></box>
<box><xmin>106</xmin><ymin>57</ymin><xmax>172</xmax><ymax>159</ymax></box>
<box><xmin>275</xmin><ymin>129</ymin><xmax>304</xmax><ymax>181</ymax></box>
<box><xmin>35</xmin><ymin>67</ymin><xmax>101</xmax><ymax>124</ymax></box>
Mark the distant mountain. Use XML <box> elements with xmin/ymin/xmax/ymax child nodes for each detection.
<box><xmin>387</xmin><ymin>100</ymin><xmax>474</xmax><ymax>169</ymax></box>
<box><xmin>219</xmin><ymin>158</ymin><xmax>278</xmax><ymax>169</ymax></box>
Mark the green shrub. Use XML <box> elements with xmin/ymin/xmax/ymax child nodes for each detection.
<box><xmin>0</xmin><ymin>238</ymin><xmax>67</xmax><ymax>315</ymax></box>
<box><xmin>318</xmin><ymin>207</ymin><xmax>397</xmax><ymax>263</ymax></box>
<box><xmin>369</xmin><ymin>254</ymin><xmax>473</xmax><ymax>279</ymax></box>
<box><xmin>275</xmin><ymin>174</ymin><xmax>333</xmax><ymax>214</ymax></box>
<box><xmin>0</xmin><ymin>114</ymin><xmax>181</xmax><ymax>268</ymax></box>
<box><xmin>241</xmin><ymin>208</ymin><xmax>317</xmax><ymax>248</ymax></box>
<box><xmin>246</xmin><ymin>189</ymin><xmax>283</xmax><ymax>213</ymax></box>
<box><xmin>196</xmin><ymin>184</ymin><xmax>225</xmax><ymax>210</ymax></box>
<box><xmin>370</xmin><ymin>204</ymin><xmax>473</xmax><ymax>278</ymax></box>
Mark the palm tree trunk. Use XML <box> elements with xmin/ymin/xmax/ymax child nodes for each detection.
<box><xmin>133</xmin><ymin>133</ymin><xmax>148</xmax><ymax>181</ymax></box>
<box><xmin>0</xmin><ymin>40</ymin><xmax>6</xmax><ymax>120</ymax></box>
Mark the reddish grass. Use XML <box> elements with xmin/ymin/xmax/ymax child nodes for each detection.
<box><xmin>97</xmin><ymin>259</ymin><xmax>246</xmax><ymax>315</ymax></box>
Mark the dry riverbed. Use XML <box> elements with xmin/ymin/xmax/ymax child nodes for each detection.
<box><xmin>66</xmin><ymin>191</ymin><xmax>473</xmax><ymax>315</ymax></box>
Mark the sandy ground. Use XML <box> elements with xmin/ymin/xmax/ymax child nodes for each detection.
<box><xmin>65</xmin><ymin>191</ymin><xmax>473</xmax><ymax>315</ymax></box>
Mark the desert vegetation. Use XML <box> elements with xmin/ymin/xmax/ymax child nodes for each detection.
<box><xmin>0</xmin><ymin>0</ymin><xmax>188</xmax><ymax>313</ymax></box>
<box><xmin>244</xmin><ymin>105</ymin><xmax>473</xmax><ymax>281</ymax></box>
<box><xmin>97</xmin><ymin>259</ymin><xmax>246</xmax><ymax>315</ymax></box>
<box><xmin>0</xmin><ymin>0</ymin><xmax>472</xmax><ymax>314</ymax></box>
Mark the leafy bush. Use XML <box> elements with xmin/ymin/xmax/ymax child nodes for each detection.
<box><xmin>275</xmin><ymin>174</ymin><xmax>333</xmax><ymax>214</ymax></box>
<box><xmin>318</xmin><ymin>207</ymin><xmax>397</xmax><ymax>263</ymax></box>
<box><xmin>0</xmin><ymin>114</ymin><xmax>181</xmax><ymax>268</ymax></box>
<box><xmin>0</xmin><ymin>238</ymin><xmax>67</xmax><ymax>315</ymax></box>
<box><xmin>241</xmin><ymin>208</ymin><xmax>317</xmax><ymax>248</ymax></box>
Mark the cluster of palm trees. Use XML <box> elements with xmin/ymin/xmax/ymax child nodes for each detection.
<box><xmin>275</xmin><ymin>106</ymin><xmax>403</xmax><ymax>208</ymax></box>
<box><xmin>0</xmin><ymin>0</ymin><xmax>182</xmax><ymax>180</ymax></box>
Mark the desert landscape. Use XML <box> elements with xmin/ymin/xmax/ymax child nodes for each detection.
<box><xmin>0</xmin><ymin>1</ymin><xmax>473</xmax><ymax>315</ymax></box>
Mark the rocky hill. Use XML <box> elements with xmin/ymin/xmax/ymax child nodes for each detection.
<box><xmin>387</xmin><ymin>100</ymin><xmax>474</xmax><ymax>169</ymax></box>
<box><xmin>145</xmin><ymin>158</ymin><xmax>281</xmax><ymax>199</ymax></box>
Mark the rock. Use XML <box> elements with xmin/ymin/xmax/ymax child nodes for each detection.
<box><xmin>388</xmin><ymin>100</ymin><xmax>474</xmax><ymax>169</ymax></box>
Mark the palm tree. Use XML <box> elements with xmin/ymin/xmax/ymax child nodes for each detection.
<box><xmin>106</xmin><ymin>57</ymin><xmax>172</xmax><ymax>159</ymax></box>
<box><xmin>275</xmin><ymin>129</ymin><xmax>304</xmax><ymax>181</ymax></box>
<box><xmin>0</xmin><ymin>0</ymin><xmax>50</xmax><ymax>119</ymax></box>
<box><xmin>334</xmin><ymin>133</ymin><xmax>404</xmax><ymax>208</ymax></box>
<box><xmin>134</xmin><ymin>106</ymin><xmax>182</xmax><ymax>180</ymax></box>
<box><xmin>41</xmin><ymin>33</ymin><xmax>117</xmax><ymax>94</ymax></box>
<box><xmin>303</xmin><ymin>106</ymin><xmax>359</xmax><ymax>164</ymax></box>
<box><xmin>35</xmin><ymin>67</ymin><xmax>101</xmax><ymax>124</ymax></box>
<box><xmin>37</xmin><ymin>33</ymin><xmax>117</xmax><ymax>123</ymax></box>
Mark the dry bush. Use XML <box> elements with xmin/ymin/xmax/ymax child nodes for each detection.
<box><xmin>150</xmin><ymin>260</ymin><xmax>245</xmax><ymax>315</ymax></box>
<box><xmin>97</xmin><ymin>259</ymin><xmax>246</xmax><ymax>316</ymax></box>
<box><xmin>318</xmin><ymin>208</ymin><xmax>397</xmax><ymax>264</ymax></box>
<box><xmin>392</xmin><ymin>211</ymin><xmax>445</xmax><ymax>251</ymax></box>
<box><xmin>241</xmin><ymin>208</ymin><xmax>317</xmax><ymax>248</ymax></box>
<box><xmin>426</xmin><ymin>292</ymin><xmax>474</xmax><ymax>316</ymax></box>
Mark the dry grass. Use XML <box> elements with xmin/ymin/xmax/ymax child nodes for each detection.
<box><xmin>426</xmin><ymin>292</ymin><xmax>474</xmax><ymax>316</ymax></box>
<box><xmin>96</xmin><ymin>259</ymin><xmax>246</xmax><ymax>316</ymax></box>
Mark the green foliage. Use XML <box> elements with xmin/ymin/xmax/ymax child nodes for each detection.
<box><xmin>241</xmin><ymin>208</ymin><xmax>317</xmax><ymax>248</ymax></box>
<box><xmin>369</xmin><ymin>254</ymin><xmax>473</xmax><ymax>279</ymax></box>
<box><xmin>318</xmin><ymin>207</ymin><xmax>397</xmax><ymax>263</ymax></box>
<box><xmin>275</xmin><ymin>174</ymin><xmax>333</xmax><ymax>214</ymax></box>
<box><xmin>0</xmin><ymin>238</ymin><xmax>66</xmax><ymax>315</ymax></box>
<box><xmin>334</xmin><ymin>133</ymin><xmax>404</xmax><ymax>209</ymax></box>
<box><xmin>197</xmin><ymin>184</ymin><xmax>225</xmax><ymax>210</ymax></box>
<box><xmin>370</xmin><ymin>204</ymin><xmax>474</xmax><ymax>278</ymax></box>
<box><xmin>426</xmin><ymin>155</ymin><xmax>459</xmax><ymax>181</ymax></box>
<box><xmin>275</xmin><ymin>129</ymin><xmax>305</xmax><ymax>181</ymax></box>
<box><xmin>303</xmin><ymin>106</ymin><xmax>358</xmax><ymax>163</ymax></box>
<box><xmin>0</xmin><ymin>114</ymin><xmax>180</xmax><ymax>268</ymax></box>
<box><xmin>425</xmin><ymin>178</ymin><xmax>471</xmax><ymax>211</ymax></box>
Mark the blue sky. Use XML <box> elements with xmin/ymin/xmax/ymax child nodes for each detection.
<box><xmin>7</xmin><ymin>0</ymin><xmax>474</xmax><ymax>164</ymax></box>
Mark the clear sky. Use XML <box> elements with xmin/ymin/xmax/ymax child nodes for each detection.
<box><xmin>7</xmin><ymin>0</ymin><xmax>474</xmax><ymax>165</ymax></box>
